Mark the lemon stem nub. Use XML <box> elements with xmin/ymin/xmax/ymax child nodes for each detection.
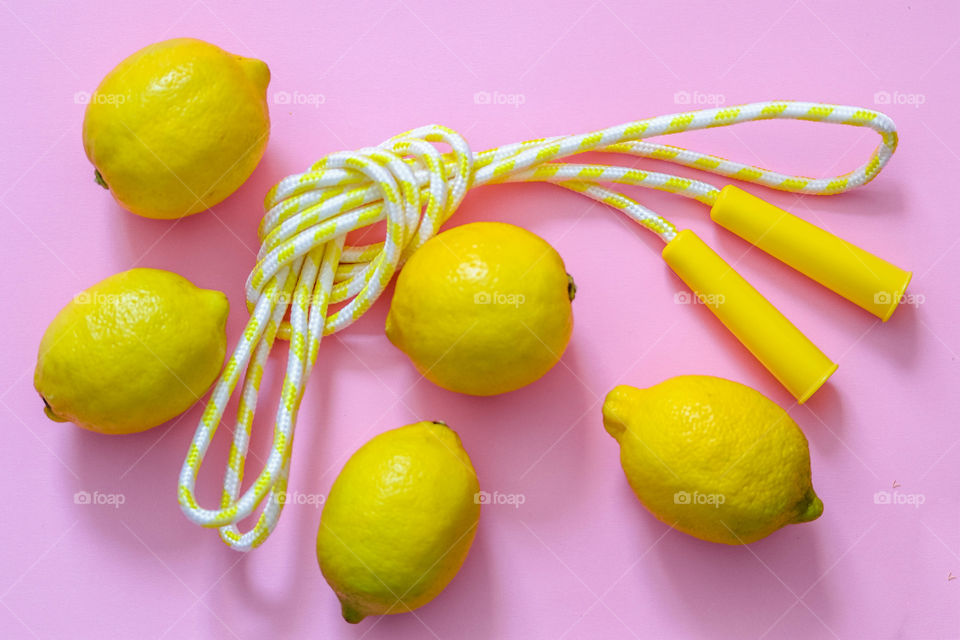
<box><xmin>340</xmin><ymin>600</ymin><xmax>365</xmax><ymax>624</ymax></box>
<box><xmin>567</xmin><ymin>273</ymin><xmax>577</xmax><ymax>301</ymax></box>
<box><xmin>794</xmin><ymin>493</ymin><xmax>824</xmax><ymax>523</ymax></box>
<box><xmin>41</xmin><ymin>396</ymin><xmax>67</xmax><ymax>422</ymax></box>
<box><xmin>94</xmin><ymin>170</ymin><xmax>108</xmax><ymax>189</ymax></box>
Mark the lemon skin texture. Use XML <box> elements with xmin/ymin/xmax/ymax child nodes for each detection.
<box><xmin>82</xmin><ymin>38</ymin><xmax>270</xmax><ymax>219</ymax></box>
<box><xmin>602</xmin><ymin>375</ymin><xmax>823</xmax><ymax>544</ymax></box>
<box><xmin>385</xmin><ymin>221</ymin><xmax>575</xmax><ymax>396</ymax></box>
<box><xmin>34</xmin><ymin>268</ymin><xmax>228</xmax><ymax>434</ymax></box>
<box><xmin>316</xmin><ymin>421</ymin><xmax>480</xmax><ymax>623</ymax></box>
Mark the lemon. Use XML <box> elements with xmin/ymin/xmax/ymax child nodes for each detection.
<box><xmin>34</xmin><ymin>268</ymin><xmax>228</xmax><ymax>434</ymax></box>
<box><xmin>602</xmin><ymin>375</ymin><xmax>822</xmax><ymax>544</ymax></box>
<box><xmin>386</xmin><ymin>222</ymin><xmax>575</xmax><ymax>396</ymax></box>
<box><xmin>82</xmin><ymin>38</ymin><xmax>270</xmax><ymax>219</ymax></box>
<box><xmin>317</xmin><ymin>421</ymin><xmax>480</xmax><ymax>623</ymax></box>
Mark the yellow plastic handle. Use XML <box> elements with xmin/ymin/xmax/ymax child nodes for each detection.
<box><xmin>710</xmin><ymin>185</ymin><xmax>912</xmax><ymax>321</ymax></box>
<box><xmin>662</xmin><ymin>230</ymin><xmax>837</xmax><ymax>403</ymax></box>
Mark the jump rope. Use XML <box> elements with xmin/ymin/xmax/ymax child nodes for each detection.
<box><xmin>178</xmin><ymin>100</ymin><xmax>911</xmax><ymax>551</ymax></box>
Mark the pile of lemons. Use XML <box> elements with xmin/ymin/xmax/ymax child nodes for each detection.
<box><xmin>36</xmin><ymin>38</ymin><xmax>822</xmax><ymax>625</ymax></box>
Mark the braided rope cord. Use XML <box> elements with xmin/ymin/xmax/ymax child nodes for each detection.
<box><xmin>178</xmin><ymin>101</ymin><xmax>897</xmax><ymax>551</ymax></box>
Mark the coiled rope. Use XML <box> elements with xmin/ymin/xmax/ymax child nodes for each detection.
<box><xmin>178</xmin><ymin>101</ymin><xmax>897</xmax><ymax>551</ymax></box>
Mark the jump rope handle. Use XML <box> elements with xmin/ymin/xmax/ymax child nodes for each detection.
<box><xmin>662</xmin><ymin>230</ymin><xmax>837</xmax><ymax>404</ymax></box>
<box><xmin>664</xmin><ymin>187</ymin><xmax>913</xmax><ymax>402</ymax></box>
<box><xmin>710</xmin><ymin>186</ymin><xmax>913</xmax><ymax>322</ymax></box>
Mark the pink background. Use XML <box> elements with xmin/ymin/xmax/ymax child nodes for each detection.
<box><xmin>2</xmin><ymin>1</ymin><xmax>958</xmax><ymax>638</ymax></box>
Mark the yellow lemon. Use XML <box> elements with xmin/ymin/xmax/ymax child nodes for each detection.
<box><xmin>386</xmin><ymin>222</ymin><xmax>575</xmax><ymax>395</ymax></box>
<box><xmin>317</xmin><ymin>421</ymin><xmax>480</xmax><ymax>623</ymax></box>
<box><xmin>602</xmin><ymin>375</ymin><xmax>822</xmax><ymax>544</ymax></box>
<box><xmin>82</xmin><ymin>38</ymin><xmax>270</xmax><ymax>219</ymax></box>
<box><xmin>34</xmin><ymin>268</ymin><xmax>228</xmax><ymax>434</ymax></box>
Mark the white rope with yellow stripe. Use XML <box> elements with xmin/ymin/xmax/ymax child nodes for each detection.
<box><xmin>178</xmin><ymin>101</ymin><xmax>897</xmax><ymax>551</ymax></box>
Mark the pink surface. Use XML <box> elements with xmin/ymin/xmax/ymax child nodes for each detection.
<box><xmin>2</xmin><ymin>1</ymin><xmax>959</xmax><ymax>638</ymax></box>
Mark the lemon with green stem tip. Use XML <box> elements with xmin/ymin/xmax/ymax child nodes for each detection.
<box><xmin>386</xmin><ymin>221</ymin><xmax>575</xmax><ymax>396</ymax></box>
<box><xmin>34</xmin><ymin>268</ymin><xmax>228</xmax><ymax>434</ymax></box>
<box><xmin>317</xmin><ymin>421</ymin><xmax>480</xmax><ymax>623</ymax></box>
<box><xmin>82</xmin><ymin>37</ymin><xmax>270</xmax><ymax>219</ymax></box>
<box><xmin>602</xmin><ymin>375</ymin><xmax>823</xmax><ymax>544</ymax></box>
